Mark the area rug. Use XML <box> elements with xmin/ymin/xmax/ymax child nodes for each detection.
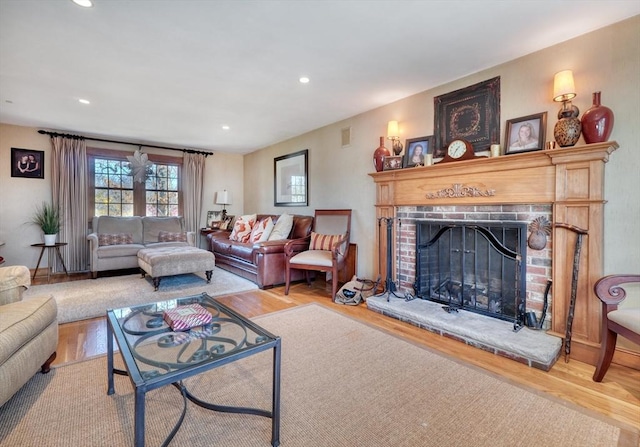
<box><xmin>1</xmin><ymin>304</ymin><xmax>636</xmax><ymax>447</ymax></box>
<box><xmin>22</xmin><ymin>267</ymin><xmax>258</xmax><ymax>323</ymax></box>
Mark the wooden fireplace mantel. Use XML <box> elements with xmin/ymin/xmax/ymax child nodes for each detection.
<box><xmin>369</xmin><ymin>141</ymin><xmax>632</xmax><ymax>367</ymax></box>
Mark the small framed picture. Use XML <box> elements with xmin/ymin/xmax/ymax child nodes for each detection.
<box><xmin>403</xmin><ymin>136</ymin><xmax>434</xmax><ymax>168</ymax></box>
<box><xmin>504</xmin><ymin>112</ymin><xmax>547</xmax><ymax>155</ymax></box>
<box><xmin>383</xmin><ymin>155</ymin><xmax>403</xmax><ymax>170</ymax></box>
<box><xmin>219</xmin><ymin>215</ymin><xmax>235</xmax><ymax>230</ymax></box>
<box><xmin>206</xmin><ymin>210</ymin><xmax>223</xmax><ymax>228</ymax></box>
<box><xmin>11</xmin><ymin>148</ymin><xmax>44</xmax><ymax>179</ymax></box>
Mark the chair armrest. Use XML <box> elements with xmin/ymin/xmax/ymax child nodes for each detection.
<box><xmin>330</xmin><ymin>235</ymin><xmax>349</xmax><ymax>259</ymax></box>
<box><xmin>595</xmin><ymin>275</ymin><xmax>640</xmax><ymax>310</ymax></box>
<box><xmin>284</xmin><ymin>237</ymin><xmax>311</xmax><ymax>258</ymax></box>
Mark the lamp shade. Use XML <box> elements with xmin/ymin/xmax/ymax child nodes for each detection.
<box><xmin>215</xmin><ymin>190</ymin><xmax>231</xmax><ymax>205</ymax></box>
<box><xmin>553</xmin><ymin>70</ymin><xmax>577</xmax><ymax>102</ymax></box>
<box><xmin>387</xmin><ymin>120</ymin><xmax>399</xmax><ymax>139</ymax></box>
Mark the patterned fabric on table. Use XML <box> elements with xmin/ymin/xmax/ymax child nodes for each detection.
<box><xmin>158</xmin><ymin>231</ymin><xmax>187</xmax><ymax>242</ymax></box>
<box><xmin>229</xmin><ymin>214</ymin><xmax>257</xmax><ymax>243</ymax></box>
<box><xmin>309</xmin><ymin>231</ymin><xmax>344</xmax><ymax>251</ymax></box>
<box><xmin>98</xmin><ymin>233</ymin><xmax>134</xmax><ymax>246</ymax></box>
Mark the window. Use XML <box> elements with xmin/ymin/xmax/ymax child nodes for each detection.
<box><xmin>88</xmin><ymin>149</ymin><xmax>182</xmax><ymax>217</ymax></box>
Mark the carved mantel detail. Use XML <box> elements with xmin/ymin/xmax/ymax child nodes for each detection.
<box><xmin>426</xmin><ymin>183</ymin><xmax>495</xmax><ymax>199</ymax></box>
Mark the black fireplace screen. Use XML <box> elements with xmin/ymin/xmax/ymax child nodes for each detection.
<box><xmin>415</xmin><ymin>220</ymin><xmax>527</xmax><ymax>324</ymax></box>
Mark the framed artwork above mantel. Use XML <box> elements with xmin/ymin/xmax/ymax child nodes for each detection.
<box><xmin>434</xmin><ymin>77</ymin><xmax>500</xmax><ymax>157</ymax></box>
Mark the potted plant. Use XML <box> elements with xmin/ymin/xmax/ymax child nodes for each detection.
<box><xmin>31</xmin><ymin>202</ymin><xmax>61</xmax><ymax>246</ymax></box>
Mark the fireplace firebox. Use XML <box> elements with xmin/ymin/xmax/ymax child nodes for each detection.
<box><xmin>415</xmin><ymin>220</ymin><xmax>527</xmax><ymax>326</ymax></box>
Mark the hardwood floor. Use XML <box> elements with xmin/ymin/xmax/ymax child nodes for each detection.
<box><xmin>42</xmin><ymin>273</ymin><xmax>640</xmax><ymax>431</ymax></box>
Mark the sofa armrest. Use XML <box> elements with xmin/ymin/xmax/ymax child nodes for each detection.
<box><xmin>87</xmin><ymin>233</ymin><xmax>99</xmax><ymax>272</ymax></box>
<box><xmin>0</xmin><ymin>266</ymin><xmax>31</xmax><ymax>305</ymax></box>
<box><xmin>254</xmin><ymin>239</ymin><xmax>294</xmax><ymax>255</ymax></box>
<box><xmin>186</xmin><ymin>231</ymin><xmax>196</xmax><ymax>247</ymax></box>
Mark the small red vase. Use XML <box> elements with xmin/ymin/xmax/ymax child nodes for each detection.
<box><xmin>581</xmin><ymin>91</ymin><xmax>614</xmax><ymax>144</ymax></box>
<box><xmin>372</xmin><ymin>136</ymin><xmax>390</xmax><ymax>172</ymax></box>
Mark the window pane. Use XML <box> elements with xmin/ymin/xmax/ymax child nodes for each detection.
<box><xmin>122</xmin><ymin>204</ymin><xmax>134</xmax><ymax>216</ymax></box>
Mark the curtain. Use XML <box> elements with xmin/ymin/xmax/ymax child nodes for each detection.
<box><xmin>51</xmin><ymin>136</ymin><xmax>88</xmax><ymax>272</ymax></box>
<box><xmin>182</xmin><ymin>152</ymin><xmax>206</xmax><ymax>233</ymax></box>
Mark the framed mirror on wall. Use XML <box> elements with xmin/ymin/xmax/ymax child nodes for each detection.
<box><xmin>274</xmin><ymin>149</ymin><xmax>308</xmax><ymax>206</ymax></box>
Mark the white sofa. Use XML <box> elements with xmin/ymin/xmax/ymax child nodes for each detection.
<box><xmin>87</xmin><ymin>216</ymin><xmax>196</xmax><ymax>278</ymax></box>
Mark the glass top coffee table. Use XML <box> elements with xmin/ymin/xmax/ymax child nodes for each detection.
<box><xmin>106</xmin><ymin>293</ymin><xmax>281</xmax><ymax>447</ymax></box>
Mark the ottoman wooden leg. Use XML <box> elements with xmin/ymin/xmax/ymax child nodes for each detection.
<box><xmin>140</xmin><ymin>268</ymin><xmax>146</xmax><ymax>278</ymax></box>
<box><xmin>153</xmin><ymin>277</ymin><xmax>161</xmax><ymax>291</ymax></box>
<box><xmin>205</xmin><ymin>270</ymin><xmax>212</xmax><ymax>283</ymax></box>
<box><xmin>41</xmin><ymin>352</ymin><xmax>56</xmax><ymax>374</ymax></box>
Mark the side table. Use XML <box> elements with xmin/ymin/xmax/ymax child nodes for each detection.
<box><xmin>31</xmin><ymin>242</ymin><xmax>69</xmax><ymax>282</ymax></box>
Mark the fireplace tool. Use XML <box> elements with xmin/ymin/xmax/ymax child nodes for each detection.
<box><xmin>375</xmin><ymin>217</ymin><xmax>403</xmax><ymax>301</ymax></box>
<box><xmin>555</xmin><ymin>223</ymin><xmax>588</xmax><ymax>363</ymax></box>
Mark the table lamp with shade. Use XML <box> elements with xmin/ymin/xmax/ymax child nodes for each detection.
<box><xmin>553</xmin><ymin>70</ymin><xmax>582</xmax><ymax>147</ymax></box>
<box><xmin>215</xmin><ymin>190</ymin><xmax>232</xmax><ymax>220</ymax></box>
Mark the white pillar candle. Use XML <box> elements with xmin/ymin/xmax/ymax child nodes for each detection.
<box><xmin>490</xmin><ymin>144</ymin><xmax>501</xmax><ymax>157</ymax></box>
<box><xmin>425</xmin><ymin>154</ymin><xmax>433</xmax><ymax>166</ymax></box>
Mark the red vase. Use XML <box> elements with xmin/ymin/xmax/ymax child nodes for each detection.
<box><xmin>581</xmin><ymin>91</ymin><xmax>614</xmax><ymax>144</ymax></box>
<box><xmin>372</xmin><ymin>136</ymin><xmax>390</xmax><ymax>172</ymax></box>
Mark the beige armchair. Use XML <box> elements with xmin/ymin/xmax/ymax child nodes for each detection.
<box><xmin>0</xmin><ymin>266</ymin><xmax>58</xmax><ymax>406</ymax></box>
<box><xmin>592</xmin><ymin>274</ymin><xmax>640</xmax><ymax>382</ymax></box>
<box><xmin>284</xmin><ymin>209</ymin><xmax>352</xmax><ymax>299</ymax></box>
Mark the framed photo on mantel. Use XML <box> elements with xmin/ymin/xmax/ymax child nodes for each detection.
<box><xmin>433</xmin><ymin>77</ymin><xmax>500</xmax><ymax>157</ymax></box>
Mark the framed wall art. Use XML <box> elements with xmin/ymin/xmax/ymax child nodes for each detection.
<box><xmin>274</xmin><ymin>149</ymin><xmax>308</xmax><ymax>206</ymax></box>
<box><xmin>504</xmin><ymin>112</ymin><xmax>547</xmax><ymax>155</ymax></box>
<box><xmin>434</xmin><ymin>77</ymin><xmax>500</xmax><ymax>157</ymax></box>
<box><xmin>403</xmin><ymin>136</ymin><xmax>434</xmax><ymax>167</ymax></box>
<box><xmin>11</xmin><ymin>148</ymin><xmax>44</xmax><ymax>179</ymax></box>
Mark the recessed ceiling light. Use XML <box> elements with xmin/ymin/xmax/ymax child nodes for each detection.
<box><xmin>79</xmin><ymin>99</ymin><xmax>90</xmax><ymax>104</ymax></box>
<box><xmin>72</xmin><ymin>0</ymin><xmax>93</xmax><ymax>7</ymax></box>
<box><xmin>222</xmin><ymin>125</ymin><xmax>230</xmax><ymax>130</ymax></box>
<box><xmin>299</xmin><ymin>77</ymin><xmax>310</xmax><ymax>84</ymax></box>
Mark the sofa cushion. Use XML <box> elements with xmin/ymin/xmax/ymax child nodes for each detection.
<box><xmin>96</xmin><ymin>243</ymin><xmax>145</xmax><ymax>259</ymax></box>
<box><xmin>143</xmin><ymin>216</ymin><xmax>184</xmax><ymax>244</ymax></box>
<box><xmin>0</xmin><ymin>295</ymin><xmax>57</xmax><ymax>366</ymax></box>
<box><xmin>158</xmin><ymin>231</ymin><xmax>187</xmax><ymax>242</ymax></box>
<box><xmin>309</xmin><ymin>231</ymin><xmax>344</xmax><ymax>251</ymax></box>
<box><xmin>95</xmin><ymin>216</ymin><xmax>143</xmax><ymax>244</ymax></box>
<box><xmin>229</xmin><ymin>214</ymin><xmax>256</xmax><ymax>243</ymax></box>
<box><xmin>268</xmin><ymin>213</ymin><xmax>293</xmax><ymax>241</ymax></box>
<box><xmin>98</xmin><ymin>233</ymin><xmax>134</xmax><ymax>246</ymax></box>
<box><xmin>250</xmin><ymin>217</ymin><xmax>275</xmax><ymax>243</ymax></box>
<box><xmin>210</xmin><ymin>239</ymin><xmax>255</xmax><ymax>263</ymax></box>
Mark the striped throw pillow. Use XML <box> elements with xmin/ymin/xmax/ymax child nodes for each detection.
<box><xmin>309</xmin><ymin>231</ymin><xmax>344</xmax><ymax>251</ymax></box>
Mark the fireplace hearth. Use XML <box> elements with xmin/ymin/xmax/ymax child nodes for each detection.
<box><xmin>414</xmin><ymin>220</ymin><xmax>527</xmax><ymax>327</ymax></box>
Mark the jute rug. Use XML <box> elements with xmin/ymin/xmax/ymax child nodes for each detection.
<box><xmin>0</xmin><ymin>304</ymin><xmax>636</xmax><ymax>447</ymax></box>
<box><xmin>22</xmin><ymin>267</ymin><xmax>258</xmax><ymax>323</ymax></box>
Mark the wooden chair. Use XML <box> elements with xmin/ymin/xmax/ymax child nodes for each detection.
<box><xmin>592</xmin><ymin>274</ymin><xmax>640</xmax><ymax>382</ymax></box>
<box><xmin>284</xmin><ymin>209</ymin><xmax>352</xmax><ymax>299</ymax></box>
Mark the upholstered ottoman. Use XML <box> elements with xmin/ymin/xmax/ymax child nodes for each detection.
<box><xmin>137</xmin><ymin>246</ymin><xmax>216</xmax><ymax>291</ymax></box>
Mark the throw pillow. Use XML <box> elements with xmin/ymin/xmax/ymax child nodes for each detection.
<box><xmin>268</xmin><ymin>213</ymin><xmax>294</xmax><ymax>241</ymax></box>
<box><xmin>309</xmin><ymin>231</ymin><xmax>344</xmax><ymax>251</ymax></box>
<box><xmin>229</xmin><ymin>214</ymin><xmax>257</xmax><ymax>243</ymax></box>
<box><xmin>250</xmin><ymin>217</ymin><xmax>275</xmax><ymax>243</ymax></box>
<box><xmin>98</xmin><ymin>233</ymin><xmax>134</xmax><ymax>246</ymax></box>
<box><xmin>158</xmin><ymin>231</ymin><xmax>187</xmax><ymax>242</ymax></box>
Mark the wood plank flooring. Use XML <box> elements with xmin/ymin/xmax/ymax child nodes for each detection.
<box><xmin>39</xmin><ymin>273</ymin><xmax>640</xmax><ymax>431</ymax></box>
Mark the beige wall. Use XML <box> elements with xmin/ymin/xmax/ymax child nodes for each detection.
<box><xmin>244</xmin><ymin>16</ymin><xmax>640</xmax><ymax>279</ymax></box>
<box><xmin>0</xmin><ymin>123</ymin><xmax>244</xmax><ymax>268</ymax></box>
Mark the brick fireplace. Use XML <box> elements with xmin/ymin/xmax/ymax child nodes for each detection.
<box><xmin>369</xmin><ymin>142</ymin><xmax>619</xmax><ymax>366</ymax></box>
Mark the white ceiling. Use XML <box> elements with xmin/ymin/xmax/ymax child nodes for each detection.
<box><xmin>1</xmin><ymin>1</ymin><xmax>638</xmax><ymax>154</ymax></box>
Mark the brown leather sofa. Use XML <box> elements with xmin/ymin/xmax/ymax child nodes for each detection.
<box><xmin>207</xmin><ymin>214</ymin><xmax>313</xmax><ymax>289</ymax></box>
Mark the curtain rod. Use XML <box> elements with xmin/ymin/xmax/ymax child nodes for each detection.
<box><xmin>37</xmin><ymin>130</ymin><xmax>214</xmax><ymax>157</ymax></box>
